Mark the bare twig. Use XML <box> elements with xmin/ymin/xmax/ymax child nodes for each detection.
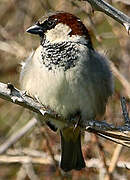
<box><xmin>12</xmin><ymin>124</ymin><xmax>40</xmax><ymax>180</ymax></box>
<box><xmin>88</xmin><ymin>127</ymin><xmax>130</xmax><ymax>147</ymax></box>
<box><xmin>101</xmin><ymin>97</ymin><xmax>129</xmax><ymax>180</ymax></box>
<box><xmin>0</xmin><ymin>155</ymin><xmax>53</xmax><ymax>164</ymax></box>
<box><xmin>7</xmin><ymin>148</ymin><xmax>46</xmax><ymax>157</ymax></box>
<box><xmin>95</xmin><ymin>136</ymin><xmax>111</xmax><ymax>180</ymax></box>
<box><xmin>16</xmin><ymin>127</ymin><xmax>40</xmax><ymax>180</ymax></box>
<box><xmin>22</xmin><ymin>163</ymin><xmax>40</xmax><ymax>180</ymax></box>
<box><xmin>104</xmin><ymin>144</ymin><xmax>123</xmax><ymax>180</ymax></box>
<box><xmin>110</xmin><ymin>62</ymin><xmax>130</xmax><ymax>99</ymax></box>
<box><xmin>0</xmin><ymin>153</ymin><xmax>60</xmax><ymax>167</ymax></box>
<box><xmin>39</xmin><ymin>127</ymin><xmax>63</xmax><ymax>177</ymax></box>
<box><xmin>121</xmin><ymin>97</ymin><xmax>130</xmax><ymax>125</ymax></box>
<box><xmin>17</xmin><ymin>165</ymin><xmax>27</xmax><ymax>180</ymax></box>
<box><xmin>17</xmin><ymin>162</ymin><xmax>39</xmax><ymax>180</ymax></box>
<box><xmin>84</xmin><ymin>0</ymin><xmax>130</xmax><ymax>32</ymax></box>
<box><xmin>0</xmin><ymin>154</ymin><xmax>129</xmax><ymax>169</ymax></box>
<box><xmin>0</xmin><ymin>118</ymin><xmax>37</xmax><ymax>154</ymax></box>
<box><xmin>40</xmin><ymin>127</ymin><xmax>58</xmax><ymax>167</ymax></box>
<box><xmin>0</xmin><ymin>40</ymin><xmax>27</xmax><ymax>58</ymax></box>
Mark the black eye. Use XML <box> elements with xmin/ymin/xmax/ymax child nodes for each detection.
<box><xmin>47</xmin><ymin>20</ymin><xmax>54</xmax><ymax>27</ymax></box>
<box><xmin>46</xmin><ymin>18</ymin><xmax>57</xmax><ymax>29</ymax></box>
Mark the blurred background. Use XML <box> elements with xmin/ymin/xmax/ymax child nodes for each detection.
<box><xmin>0</xmin><ymin>0</ymin><xmax>129</xmax><ymax>179</ymax></box>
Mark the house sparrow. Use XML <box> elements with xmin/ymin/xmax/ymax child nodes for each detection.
<box><xmin>20</xmin><ymin>12</ymin><xmax>113</xmax><ymax>172</ymax></box>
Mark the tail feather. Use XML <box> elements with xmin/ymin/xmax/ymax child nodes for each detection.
<box><xmin>60</xmin><ymin>130</ymin><xmax>85</xmax><ymax>172</ymax></box>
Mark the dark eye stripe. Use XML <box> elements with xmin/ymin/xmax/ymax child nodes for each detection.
<box><xmin>47</xmin><ymin>20</ymin><xmax>54</xmax><ymax>26</ymax></box>
<box><xmin>38</xmin><ymin>18</ymin><xmax>57</xmax><ymax>31</ymax></box>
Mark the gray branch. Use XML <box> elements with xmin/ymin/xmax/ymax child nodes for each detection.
<box><xmin>0</xmin><ymin>82</ymin><xmax>130</xmax><ymax>149</ymax></box>
<box><xmin>84</xmin><ymin>0</ymin><xmax>130</xmax><ymax>32</ymax></box>
<box><xmin>0</xmin><ymin>118</ymin><xmax>37</xmax><ymax>154</ymax></box>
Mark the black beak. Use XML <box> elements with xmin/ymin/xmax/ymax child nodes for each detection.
<box><xmin>26</xmin><ymin>24</ymin><xmax>43</xmax><ymax>35</ymax></box>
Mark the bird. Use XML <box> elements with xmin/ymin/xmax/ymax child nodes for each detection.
<box><xmin>20</xmin><ymin>11</ymin><xmax>114</xmax><ymax>172</ymax></box>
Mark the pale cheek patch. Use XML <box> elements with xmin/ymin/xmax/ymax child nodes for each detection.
<box><xmin>45</xmin><ymin>23</ymin><xmax>72</xmax><ymax>43</ymax></box>
<box><xmin>44</xmin><ymin>23</ymin><xmax>87</xmax><ymax>46</ymax></box>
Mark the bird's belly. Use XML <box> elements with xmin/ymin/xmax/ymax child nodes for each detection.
<box><xmin>21</xmin><ymin>61</ymin><xmax>98</xmax><ymax>120</ymax></box>
<box><xmin>21</xmin><ymin>66</ymin><xmax>82</xmax><ymax>118</ymax></box>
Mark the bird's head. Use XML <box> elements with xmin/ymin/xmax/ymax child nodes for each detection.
<box><xmin>26</xmin><ymin>11</ymin><xmax>93</xmax><ymax>48</ymax></box>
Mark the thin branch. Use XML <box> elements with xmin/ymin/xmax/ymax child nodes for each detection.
<box><xmin>0</xmin><ymin>40</ymin><xmax>27</xmax><ymax>58</ymax></box>
<box><xmin>104</xmin><ymin>144</ymin><xmax>123</xmax><ymax>180</ymax></box>
<box><xmin>110</xmin><ymin>62</ymin><xmax>130</xmax><ymax>99</ymax></box>
<box><xmin>7</xmin><ymin>148</ymin><xmax>46</xmax><ymax>157</ymax></box>
<box><xmin>22</xmin><ymin>163</ymin><xmax>40</xmax><ymax>180</ymax></box>
<box><xmin>121</xmin><ymin>97</ymin><xmax>130</xmax><ymax>125</ymax></box>
<box><xmin>39</xmin><ymin>127</ymin><xmax>63</xmax><ymax>177</ymax></box>
<box><xmin>95</xmin><ymin>136</ymin><xmax>111</xmax><ymax>179</ymax></box>
<box><xmin>0</xmin><ymin>118</ymin><xmax>37</xmax><ymax>154</ymax></box>
<box><xmin>16</xmin><ymin>125</ymin><xmax>40</xmax><ymax>180</ymax></box>
<box><xmin>16</xmin><ymin>162</ymin><xmax>39</xmax><ymax>180</ymax></box>
<box><xmin>0</xmin><ymin>154</ymin><xmax>129</xmax><ymax>169</ymax></box>
<box><xmin>40</xmin><ymin>127</ymin><xmax>58</xmax><ymax>167</ymax></box>
<box><xmin>0</xmin><ymin>155</ymin><xmax>53</xmax><ymax>164</ymax></box>
<box><xmin>84</xmin><ymin>0</ymin><xmax>130</xmax><ymax>32</ymax></box>
<box><xmin>16</xmin><ymin>165</ymin><xmax>27</xmax><ymax>180</ymax></box>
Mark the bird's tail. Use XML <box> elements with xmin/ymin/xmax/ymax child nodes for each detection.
<box><xmin>60</xmin><ymin>127</ymin><xmax>85</xmax><ymax>172</ymax></box>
